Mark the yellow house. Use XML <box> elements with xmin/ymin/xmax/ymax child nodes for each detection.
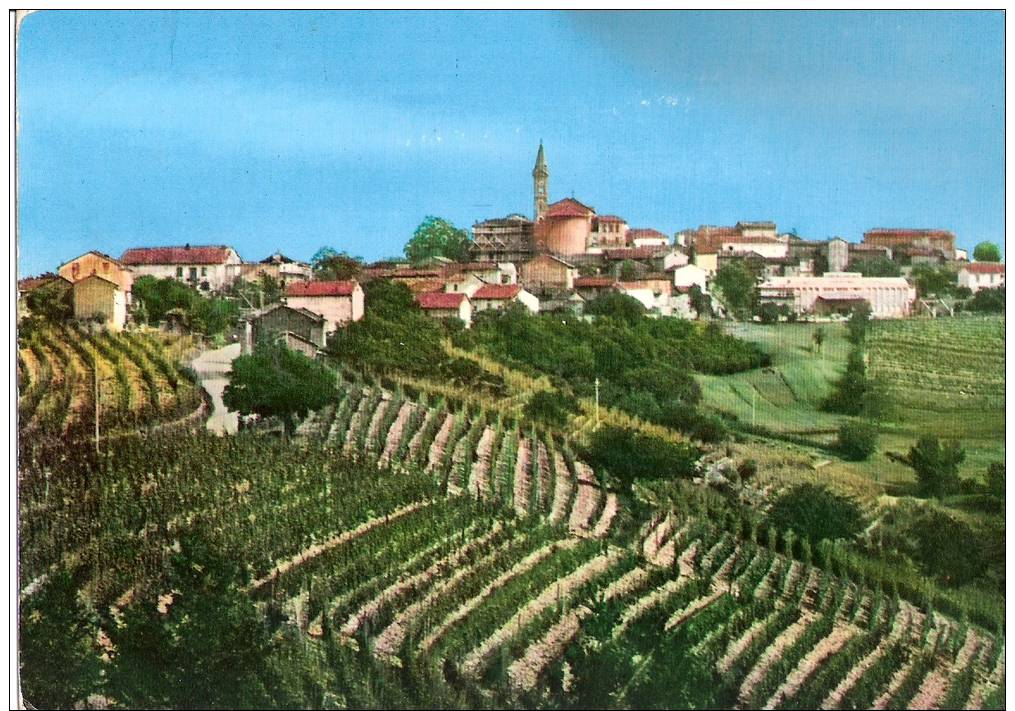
<box><xmin>58</xmin><ymin>250</ymin><xmax>133</xmax><ymax>292</ymax></box>
<box><xmin>73</xmin><ymin>274</ymin><xmax>127</xmax><ymax>331</ymax></box>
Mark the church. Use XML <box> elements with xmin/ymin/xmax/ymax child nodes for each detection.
<box><xmin>470</xmin><ymin>144</ymin><xmax>670</xmax><ymax>262</ymax></box>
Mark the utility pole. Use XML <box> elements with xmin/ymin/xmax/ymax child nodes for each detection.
<box><xmin>94</xmin><ymin>365</ymin><xmax>100</xmax><ymax>454</ymax></box>
<box><xmin>594</xmin><ymin>377</ymin><xmax>600</xmax><ymax>427</ymax></box>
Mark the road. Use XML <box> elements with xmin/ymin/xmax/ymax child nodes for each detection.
<box><xmin>190</xmin><ymin>342</ymin><xmax>242</xmax><ymax>435</ymax></box>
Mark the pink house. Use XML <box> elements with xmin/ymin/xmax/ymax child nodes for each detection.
<box><xmin>284</xmin><ymin>280</ymin><xmax>364</xmax><ymax>333</ymax></box>
<box><xmin>416</xmin><ymin>291</ymin><xmax>473</xmax><ymax>327</ymax></box>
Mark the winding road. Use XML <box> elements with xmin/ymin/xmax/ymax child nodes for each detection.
<box><xmin>189</xmin><ymin>342</ymin><xmax>241</xmax><ymax>435</ymax></box>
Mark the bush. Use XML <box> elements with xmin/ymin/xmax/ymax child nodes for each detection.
<box><xmin>524</xmin><ymin>390</ymin><xmax>579</xmax><ymax>427</ymax></box>
<box><xmin>986</xmin><ymin>461</ymin><xmax>1005</xmax><ymax>500</ymax></box>
<box><xmin>905</xmin><ymin>436</ymin><xmax>965</xmax><ymax>499</ymax></box>
<box><xmin>582</xmin><ymin>426</ymin><xmax>701</xmax><ymax>491</ymax></box>
<box><xmin>767</xmin><ymin>483</ymin><xmax>865</xmax><ymax>543</ymax></box>
<box><xmin>837</xmin><ymin>419</ymin><xmax>878</xmax><ymax>461</ymax></box>
<box><xmin>584</xmin><ymin>291</ymin><xmax>646</xmax><ymax>324</ymax></box>
<box><xmin>967</xmin><ymin>287</ymin><xmax>1005</xmax><ymax>313</ymax></box>
<box><xmin>891</xmin><ymin>507</ymin><xmax>991</xmax><ymax>587</ymax></box>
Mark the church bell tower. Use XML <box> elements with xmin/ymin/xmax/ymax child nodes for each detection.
<box><xmin>532</xmin><ymin>141</ymin><xmax>549</xmax><ymax>220</ymax></box>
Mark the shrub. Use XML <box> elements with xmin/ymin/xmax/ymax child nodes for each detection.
<box><xmin>767</xmin><ymin>483</ymin><xmax>865</xmax><ymax>544</ymax></box>
<box><xmin>906</xmin><ymin>436</ymin><xmax>965</xmax><ymax>499</ymax></box>
<box><xmin>582</xmin><ymin>425</ymin><xmax>701</xmax><ymax>491</ymax></box>
<box><xmin>837</xmin><ymin>419</ymin><xmax>878</xmax><ymax>461</ymax></box>
<box><xmin>524</xmin><ymin>390</ymin><xmax>579</xmax><ymax>427</ymax></box>
<box><xmin>986</xmin><ymin>461</ymin><xmax>1005</xmax><ymax>500</ymax></box>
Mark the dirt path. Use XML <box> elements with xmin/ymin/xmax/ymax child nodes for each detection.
<box><xmin>189</xmin><ymin>343</ymin><xmax>241</xmax><ymax>435</ymax></box>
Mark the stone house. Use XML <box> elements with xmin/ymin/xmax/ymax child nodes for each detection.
<box><xmin>519</xmin><ymin>254</ymin><xmax>577</xmax><ymax>293</ymax></box>
<box><xmin>574</xmin><ymin>276</ymin><xmax>619</xmax><ymax>302</ymax></box>
<box><xmin>58</xmin><ymin>251</ymin><xmax>134</xmax><ymax>294</ymax></box>
<box><xmin>72</xmin><ymin>273</ymin><xmax>127</xmax><ymax>331</ymax></box>
<box><xmin>242</xmin><ymin>303</ymin><xmax>327</xmax><ymax>355</ymax></box>
<box><xmin>284</xmin><ymin>280</ymin><xmax>365</xmax><ymax>333</ymax></box>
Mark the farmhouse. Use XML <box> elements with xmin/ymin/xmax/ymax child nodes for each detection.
<box><xmin>72</xmin><ymin>273</ymin><xmax>128</xmax><ymax>331</ymax></box>
<box><xmin>416</xmin><ymin>291</ymin><xmax>473</xmax><ymax>327</ymax></box>
<box><xmin>863</xmin><ymin>227</ymin><xmax>956</xmax><ymax>260</ymax></box>
<box><xmin>958</xmin><ymin>262</ymin><xmax>1005</xmax><ymax>293</ymax></box>
<box><xmin>284</xmin><ymin>280</ymin><xmax>365</xmax><ymax>333</ymax></box>
<box><xmin>232</xmin><ymin>252</ymin><xmax>313</xmax><ymax>287</ymax></box>
<box><xmin>471</xmin><ymin>284</ymin><xmax>539</xmax><ymax>314</ymax></box>
<box><xmin>58</xmin><ymin>251</ymin><xmax>134</xmax><ymax>294</ymax></box>
<box><xmin>242</xmin><ymin>303</ymin><xmax>327</xmax><ymax>355</ymax></box>
<box><xmin>574</xmin><ymin>276</ymin><xmax>619</xmax><ymax>301</ymax></box>
<box><xmin>120</xmin><ymin>244</ymin><xmax>242</xmax><ymax>292</ymax></box>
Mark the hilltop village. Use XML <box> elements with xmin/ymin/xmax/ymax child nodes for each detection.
<box><xmin>17</xmin><ymin>142</ymin><xmax>1006</xmax><ymax>711</ymax></box>
<box><xmin>18</xmin><ymin>143</ymin><xmax>1004</xmax><ymax>344</ymax></box>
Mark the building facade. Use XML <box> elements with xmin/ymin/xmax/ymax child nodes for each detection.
<box><xmin>519</xmin><ymin>254</ymin><xmax>578</xmax><ymax>293</ymax></box>
<box><xmin>759</xmin><ymin>272</ymin><xmax>916</xmax><ymax>318</ymax></box>
<box><xmin>72</xmin><ymin>274</ymin><xmax>127</xmax><ymax>330</ymax></box>
<box><xmin>863</xmin><ymin>228</ymin><xmax>956</xmax><ymax>259</ymax></box>
<box><xmin>417</xmin><ymin>291</ymin><xmax>473</xmax><ymax>327</ymax></box>
<box><xmin>958</xmin><ymin>263</ymin><xmax>1005</xmax><ymax>293</ymax></box>
<box><xmin>284</xmin><ymin>280</ymin><xmax>365</xmax><ymax>332</ymax></box>
<box><xmin>120</xmin><ymin>245</ymin><xmax>242</xmax><ymax>292</ymax></box>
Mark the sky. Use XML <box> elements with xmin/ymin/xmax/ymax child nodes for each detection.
<box><xmin>16</xmin><ymin>10</ymin><xmax>1005</xmax><ymax>276</ymax></box>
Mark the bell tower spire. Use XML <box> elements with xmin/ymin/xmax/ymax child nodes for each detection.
<box><xmin>532</xmin><ymin>141</ymin><xmax>549</xmax><ymax>220</ymax></box>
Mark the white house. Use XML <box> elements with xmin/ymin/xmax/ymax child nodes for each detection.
<box><xmin>120</xmin><ymin>245</ymin><xmax>242</xmax><ymax>292</ymax></box>
<box><xmin>958</xmin><ymin>263</ymin><xmax>1005</xmax><ymax>293</ymax></box>
<box><xmin>416</xmin><ymin>291</ymin><xmax>473</xmax><ymax>327</ymax></box>
<box><xmin>284</xmin><ymin>280</ymin><xmax>365</xmax><ymax>333</ymax></box>
<box><xmin>471</xmin><ymin>284</ymin><xmax>540</xmax><ymax>313</ymax></box>
<box><xmin>669</xmin><ymin>264</ymin><xmax>709</xmax><ymax>292</ymax></box>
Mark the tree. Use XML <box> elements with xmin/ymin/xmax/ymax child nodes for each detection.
<box><xmin>849</xmin><ymin>257</ymin><xmax>901</xmax><ymax>278</ymax></box>
<box><xmin>973</xmin><ymin>242</ymin><xmax>1002</xmax><ymax>262</ymax></box>
<box><xmin>619</xmin><ymin>259</ymin><xmax>639</xmax><ymax>281</ymax></box>
<box><xmin>812</xmin><ymin>327</ymin><xmax>826</xmax><ymax>354</ymax></box>
<box><xmin>312</xmin><ymin>247</ymin><xmax>363</xmax><ymax>281</ymax></box>
<box><xmin>688</xmin><ymin>284</ymin><xmax>712</xmax><ymax>319</ymax></box>
<box><xmin>132</xmin><ymin>276</ymin><xmax>238</xmax><ymax>336</ymax></box>
<box><xmin>404</xmin><ymin>216</ymin><xmax>472</xmax><ymax>264</ymax></box>
<box><xmin>223</xmin><ymin>340</ymin><xmax>337</xmax><ymax>441</ymax></box>
<box><xmin>767</xmin><ymin>484</ymin><xmax>865</xmax><ymax>543</ymax></box>
<box><xmin>846</xmin><ymin>303</ymin><xmax>872</xmax><ymax>345</ymax></box>
<box><xmin>712</xmin><ymin>261</ymin><xmax>759</xmax><ymax>319</ymax></box>
<box><xmin>904</xmin><ymin>435</ymin><xmax>965</xmax><ymax>498</ymax></box>
<box><xmin>985</xmin><ymin>461</ymin><xmax>1004</xmax><ymax>500</ymax></box>
<box><xmin>582</xmin><ymin>425</ymin><xmax>700</xmax><ymax>491</ymax></box>
<box><xmin>584</xmin><ymin>291</ymin><xmax>646</xmax><ymax>324</ymax></box>
<box><xmin>23</xmin><ymin>277</ymin><xmax>72</xmax><ymax>322</ymax></box>
<box><xmin>837</xmin><ymin>419</ymin><xmax>878</xmax><ymax>461</ymax></box>
<box><xmin>911</xmin><ymin>265</ymin><xmax>958</xmax><ymax>297</ymax></box>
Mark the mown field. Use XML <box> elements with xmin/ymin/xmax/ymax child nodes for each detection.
<box><xmin>697</xmin><ymin>317</ymin><xmax>1005</xmax><ymax>489</ymax></box>
<box><xmin>18</xmin><ymin>327</ymin><xmax>1005</xmax><ymax>709</ymax></box>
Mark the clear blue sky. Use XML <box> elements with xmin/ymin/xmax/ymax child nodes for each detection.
<box><xmin>16</xmin><ymin>10</ymin><xmax>1004</xmax><ymax>276</ymax></box>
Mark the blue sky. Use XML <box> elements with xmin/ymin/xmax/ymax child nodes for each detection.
<box><xmin>16</xmin><ymin>10</ymin><xmax>1004</xmax><ymax>275</ymax></box>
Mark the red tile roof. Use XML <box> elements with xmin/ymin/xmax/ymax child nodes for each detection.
<box><xmin>445</xmin><ymin>261</ymin><xmax>498</xmax><ymax>273</ymax></box>
<box><xmin>865</xmin><ymin>228</ymin><xmax>955</xmax><ymax>238</ymax></box>
<box><xmin>720</xmin><ymin>235</ymin><xmax>784</xmax><ymax>244</ymax></box>
<box><xmin>963</xmin><ymin>262</ymin><xmax>1005</xmax><ymax>274</ymax></box>
<box><xmin>285</xmin><ymin>280</ymin><xmax>359</xmax><ymax>297</ymax></box>
<box><xmin>120</xmin><ymin>245</ymin><xmax>236</xmax><ymax>265</ymax></box>
<box><xmin>545</xmin><ymin>198</ymin><xmax>594</xmax><ymax>219</ymax></box>
<box><xmin>627</xmin><ymin>228</ymin><xmax>669</xmax><ymax>242</ymax></box>
<box><xmin>473</xmin><ymin>284</ymin><xmax>522</xmax><ymax>300</ymax></box>
<box><xmin>574</xmin><ymin>277</ymin><xmax>618</xmax><ymax>288</ymax></box>
<box><xmin>595</xmin><ymin>214</ymin><xmax>626</xmax><ymax>223</ymax></box>
<box><xmin>389</xmin><ymin>269</ymin><xmax>443</xmax><ymax>279</ymax></box>
<box><xmin>603</xmin><ymin>247</ymin><xmax>659</xmax><ymax>261</ymax></box>
<box><xmin>59</xmin><ymin>250</ymin><xmax>128</xmax><ymax>269</ymax></box>
<box><xmin>417</xmin><ymin>292</ymin><xmax>468</xmax><ymax>309</ymax></box>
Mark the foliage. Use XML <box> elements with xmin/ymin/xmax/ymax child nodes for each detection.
<box><xmin>766</xmin><ymin>483</ymin><xmax>865</xmax><ymax>543</ymax></box>
<box><xmin>404</xmin><ymin>216</ymin><xmax>472</xmax><ymax>264</ymax></box>
<box><xmin>106</xmin><ymin>532</ymin><xmax>279</xmax><ymax>708</ymax></box>
<box><xmin>223</xmin><ymin>340</ymin><xmax>338</xmax><ymax>438</ymax></box>
<box><xmin>849</xmin><ymin>257</ymin><xmax>902</xmax><ymax>277</ymax></box>
<box><xmin>132</xmin><ymin>275</ymin><xmax>239</xmax><ymax>336</ymax></box>
<box><xmin>228</xmin><ymin>274</ymin><xmax>281</xmax><ymax>309</ymax></box>
<box><xmin>619</xmin><ymin>259</ymin><xmax>638</xmax><ymax>281</ymax></box>
<box><xmin>711</xmin><ymin>261</ymin><xmax>759</xmax><ymax>319</ymax></box>
<box><xmin>837</xmin><ymin>419</ymin><xmax>878</xmax><ymax>461</ymax></box>
<box><xmin>23</xmin><ymin>278</ymin><xmax>73</xmax><ymax>321</ymax></box>
<box><xmin>812</xmin><ymin>326</ymin><xmax>826</xmax><ymax>353</ymax></box>
<box><xmin>845</xmin><ymin>302</ymin><xmax>872</xmax><ymax>345</ymax></box>
<box><xmin>311</xmin><ymin>246</ymin><xmax>364</xmax><ymax>281</ymax></box>
<box><xmin>584</xmin><ymin>291</ymin><xmax>646</xmax><ymax>324</ymax></box>
<box><xmin>973</xmin><ymin>241</ymin><xmax>1002</xmax><ymax>262</ymax></box>
<box><xmin>881</xmin><ymin>505</ymin><xmax>993</xmax><ymax>587</ymax></box>
<box><xmin>903</xmin><ymin>435</ymin><xmax>966</xmax><ymax>498</ymax></box>
<box><xmin>966</xmin><ymin>286</ymin><xmax>1005</xmax><ymax>313</ymax></box>
<box><xmin>911</xmin><ymin>264</ymin><xmax>958</xmax><ymax>297</ymax></box>
<box><xmin>20</xmin><ymin>569</ymin><xmax>104</xmax><ymax>709</ymax></box>
<box><xmin>757</xmin><ymin>302</ymin><xmax>791</xmax><ymax>324</ymax></box>
<box><xmin>986</xmin><ymin>461</ymin><xmax>1005</xmax><ymax>500</ymax></box>
<box><xmin>688</xmin><ymin>284</ymin><xmax>712</xmax><ymax>319</ymax></box>
<box><xmin>582</xmin><ymin>425</ymin><xmax>700</xmax><ymax>490</ymax></box>
<box><xmin>523</xmin><ymin>389</ymin><xmax>579</xmax><ymax>427</ymax></box>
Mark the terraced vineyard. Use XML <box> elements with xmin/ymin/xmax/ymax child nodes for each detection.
<box><xmin>20</xmin><ymin>373</ymin><xmax>1005</xmax><ymax>709</ymax></box>
<box><xmin>16</xmin><ymin>323</ymin><xmax>204</xmax><ymax>440</ymax></box>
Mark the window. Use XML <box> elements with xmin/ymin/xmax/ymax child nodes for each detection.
<box><xmin>176</xmin><ymin>267</ymin><xmax>183</xmax><ymax>278</ymax></box>
<box><xmin>201</xmin><ymin>267</ymin><xmax>208</xmax><ymax>276</ymax></box>
<box><xmin>189</xmin><ymin>267</ymin><xmax>198</xmax><ymax>280</ymax></box>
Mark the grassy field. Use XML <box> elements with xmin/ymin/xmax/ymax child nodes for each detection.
<box><xmin>698</xmin><ymin>317</ymin><xmax>1005</xmax><ymax>490</ymax></box>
